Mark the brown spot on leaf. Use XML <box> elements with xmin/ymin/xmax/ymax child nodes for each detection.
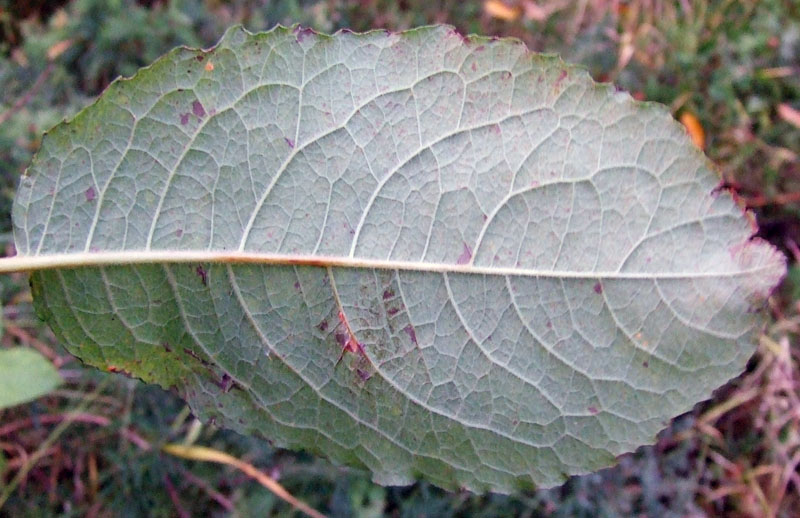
<box><xmin>196</xmin><ymin>265</ymin><xmax>208</xmax><ymax>286</ymax></box>
<box><xmin>219</xmin><ymin>373</ymin><xmax>233</xmax><ymax>393</ymax></box>
<box><xmin>642</xmin><ymin>361</ymin><xmax>649</xmax><ymax>368</ymax></box>
<box><xmin>318</xmin><ymin>320</ymin><xmax>328</xmax><ymax>332</ymax></box>
<box><xmin>183</xmin><ymin>348</ymin><xmax>209</xmax><ymax>366</ymax></box>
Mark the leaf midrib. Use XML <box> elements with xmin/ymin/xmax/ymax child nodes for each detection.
<box><xmin>0</xmin><ymin>250</ymin><xmax>769</xmax><ymax>278</ymax></box>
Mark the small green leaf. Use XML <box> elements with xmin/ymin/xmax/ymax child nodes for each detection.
<box><xmin>0</xmin><ymin>347</ymin><xmax>62</xmax><ymax>409</ymax></box>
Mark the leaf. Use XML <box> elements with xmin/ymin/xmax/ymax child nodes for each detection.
<box><xmin>679</xmin><ymin>111</ymin><xmax>705</xmax><ymax>150</ymax></box>
<box><xmin>4</xmin><ymin>25</ymin><xmax>785</xmax><ymax>492</ymax></box>
<box><xmin>0</xmin><ymin>347</ymin><xmax>62</xmax><ymax>409</ymax></box>
<box><xmin>483</xmin><ymin>1</ymin><xmax>522</xmax><ymax>22</ymax></box>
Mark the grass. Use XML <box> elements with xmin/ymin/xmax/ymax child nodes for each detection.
<box><xmin>0</xmin><ymin>0</ymin><xmax>798</xmax><ymax>516</ymax></box>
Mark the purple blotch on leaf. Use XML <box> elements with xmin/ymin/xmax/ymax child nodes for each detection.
<box><xmin>196</xmin><ymin>265</ymin><xmax>208</xmax><ymax>286</ymax></box>
<box><xmin>456</xmin><ymin>243</ymin><xmax>472</xmax><ymax>265</ymax></box>
<box><xmin>593</xmin><ymin>282</ymin><xmax>603</xmax><ymax>294</ymax></box>
<box><xmin>85</xmin><ymin>186</ymin><xmax>96</xmax><ymax>202</ymax></box>
<box><xmin>284</xmin><ymin>137</ymin><xmax>294</xmax><ymax>148</ymax></box>
<box><xmin>192</xmin><ymin>100</ymin><xmax>206</xmax><ymax>118</ymax></box>
<box><xmin>294</xmin><ymin>26</ymin><xmax>315</xmax><ymax>43</ymax></box>
<box><xmin>219</xmin><ymin>373</ymin><xmax>233</xmax><ymax>393</ymax></box>
<box><xmin>403</xmin><ymin>325</ymin><xmax>417</xmax><ymax>344</ymax></box>
<box><xmin>180</xmin><ymin>113</ymin><xmax>190</xmax><ymax>125</ymax></box>
<box><xmin>555</xmin><ymin>69</ymin><xmax>568</xmax><ymax>88</ymax></box>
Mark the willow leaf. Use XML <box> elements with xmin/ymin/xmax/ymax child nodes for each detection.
<box><xmin>3</xmin><ymin>25</ymin><xmax>785</xmax><ymax>492</ymax></box>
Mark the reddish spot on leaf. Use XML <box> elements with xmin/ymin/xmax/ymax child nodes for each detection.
<box><xmin>383</xmin><ymin>289</ymin><xmax>394</xmax><ymax>300</ymax></box>
<box><xmin>403</xmin><ymin>324</ymin><xmax>417</xmax><ymax>344</ymax></box>
<box><xmin>318</xmin><ymin>320</ymin><xmax>328</xmax><ymax>332</ymax></box>
<box><xmin>294</xmin><ymin>281</ymin><xmax>301</xmax><ymax>291</ymax></box>
<box><xmin>471</xmin><ymin>62</ymin><xmax>477</xmax><ymax>72</ymax></box>
<box><xmin>546</xmin><ymin>321</ymin><xmax>552</xmax><ymax>329</ymax></box>
<box><xmin>294</xmin><ymin>26</ymin><xmax>314</xmax><ymax>43</ymax></box>
<box><xmin>195</xmin><ymin>54</ymin><xmax>204</xmax><ymax>61</ymax></box>
<box><xmin>476</xmin><ymin>45</ymin><xmax>485</xmax><ymax>52</ymax></box>
<box><xmin>387</xmin><ymin>307</ymin><xmax>399</xmax><ymax>316</ymax></box>
<box><xmin>196</xmin><ymin>264</ymin><xmax>208</xmax><ymax>286</ymax></box>
<box><xmin>85</xmin><ymin>186</ymin><xmax>96</xmax><ymax>202</ymax></box>
<box><xmin>285</xmin><ymin>137</ymin><xmax>294</xmax><ymax>148</ymax></box>
<box><xmin>456</xmin><ymin>243</ymin><xmax>472</xmax><ymax>265</ymax></box>
<box><xmin>555</xmin><ymin>69</ymin><xmax>568</xmax><ymax>88</ymax></box>
<box><xmin>593</xmin><ymin>282</ymin><xmax>602</xmax><ymax>294</ymax></box>
<box><xmin>180</xmin><ymin>113</ymin><xmax>190</xmax><ymax>125</ymax></box>
<box><xmin>588</xmin><ymin>406</ymin><xmax>599</xmax><ymax>415</ymax></box>
<box><xmin>162</xmin><ymin>342</ymin><xmax>172</xmax><ymax>353</ymax></box>
<box><xmin>176</xmin><ymin>229</ymin><xmax>183</xmax><ymax>238</ymax></box>
<box><xmin>192</xmin><ymin>100</ymin><xmax>206</xmax><ymax>118</ymax></box>
<box><xmin>334</xmin><ymin>331</ymin><xmax>348</xmax><ymax>347</ymax></box>
<box><xmin>356</xmin><ymin>368</ymin><xmax>371</xmax><ymax>381</ymax></box>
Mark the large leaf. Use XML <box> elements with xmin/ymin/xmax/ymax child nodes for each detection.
<box><xmin>3</xmin><ymin>25</ymin><xmax>785</xmax><ymax>492</ymax></box>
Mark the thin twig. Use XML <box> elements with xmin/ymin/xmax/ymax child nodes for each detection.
<box><xmin>163</xmin><ymin>474</ymin><xmax>191</xmax><ymax>518</ymax></box>
<box><xmin>0</xmin><ymin>413</ymin><xmax>111</xmax><ymax>437</ymax></box>
<box><xmin>4</xmin><ymin>324</ymin><xmax>67</xmax><ymax>367</ymax></box>
<box><xmin>0</xmin><ymin>62</ymin><xmax>54</xmax><ymax>125</ymax></box>
<box><xmin>175</xmin><ymin>462</ymin><xmax>234</xmax><ymax>511</ymax></box>
<box><xmin>162</xmin><ymin>443</ymin><xmax>327</xmax><ymax>518</ymax></box>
